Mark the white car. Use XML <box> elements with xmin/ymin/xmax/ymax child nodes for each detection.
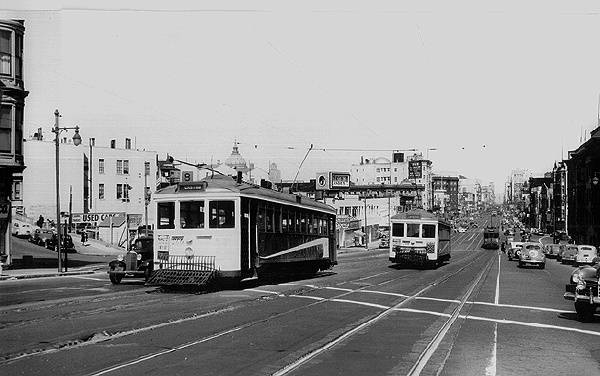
<box><xmin>575</xmin><ymin>245</ymin><xmax>598</xmax><ymax>266</ymax></box>
<box><xmin>11</xmin><ymin>221</ymin><xmax>32</xmax><ymax>237</ymax></box>
<box><xmin>458</xmin><ymin>227</ymin><xmax>467</xmax><ymax>233</ymax></box>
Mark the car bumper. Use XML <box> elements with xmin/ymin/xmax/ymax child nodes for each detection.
<box><xmin>108</xmin><ymin>270</ymin><xmax>145</xmax><ymax>277</ymax></box>
<box><xmin>564</xmin><ymin>292</ymin><xmax>600</xmax><ymax>304</ymax></box>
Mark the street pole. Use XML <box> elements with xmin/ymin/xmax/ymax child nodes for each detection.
<box><xmin>144</xmin><ymin>161</ymin><xmax>149</xmax><ymax>237</ymax></box>
<box><xmin>54</xmin><ymin>110</ymin><xmax>62</xmax><ymax>273</ymax></box>
<box><xmin>364</xmin><ymin>197</ymin><xmax>368</xmax><ymax>250</ymax></box>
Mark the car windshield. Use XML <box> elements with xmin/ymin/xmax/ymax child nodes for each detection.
<box><xmin>526</xmin><ymin>245</ymin><xmax>541</xmax><ymax>251</ymax></box>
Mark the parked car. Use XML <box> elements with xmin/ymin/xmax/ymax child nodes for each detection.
<box><xmin>30</xmin><ymin>228</ymin><xmax>54</xmax><ymax>246</ymax></box>
<box><xmin>108</xmin><ymin>236</ymin><xmax>154</xmax><ymax>284</ymax></box>
<box><xmin>518</xmin><ymin>242</ymin><xmax>546</xmax><ymax>269</ymax></box>
<box><xmin>458</xmin><ymin>227</ymin><xmax>467</xmax><ymax>233</ymax></box>
<box><xmin>507</xmin><ymin>241</ymin><xmax>524</xmax><ymax>261</ymax></box>
<box><xmin>11</xmin><ymin>221</ymin><xmax>32</xmax><ymax>238</ymax></box>
<box><xmin>560</xmin><ymin>244</ymin><xmax>579</xmax><ymax>265</ymax></box>
<box><xmin>46</xmin><ymin>233</ymin><xmax>75</xmax><ymax>252</ymax></box>
<box><xmin>575</xmin><ymin>245</ymin><xmax>598</xmax><ymax>267</ymax></box>
<box><xmin>564</xmin><ymin>259</ymin><xmax>600</xmax><ymax>321</ymax></box>
<box><xmin>544</xmin><ymin>244</ymin><xmax>561</xmax><ymax>259</ymax></box>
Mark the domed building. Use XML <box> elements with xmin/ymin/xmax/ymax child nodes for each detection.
<box><xmin>223</xmin><ymin>141</ymin><xmax>249</xmax><ymax>173</ymax></box>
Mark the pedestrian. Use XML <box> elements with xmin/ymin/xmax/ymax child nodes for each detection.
<box><xmin>36</xmin><ymin>215</ymin><xmax>44</xmax><ymax>229</ymax></box>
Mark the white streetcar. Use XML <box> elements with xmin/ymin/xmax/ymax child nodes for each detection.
<box><xmin>389</xmin><ymin>209</ymin><xmax>451</xmax><ymax>268</ymax></box>
<box><xmin>150</xmin><ymin>174</ymin><xmax>337</xmax><ymax>285</ymax></box>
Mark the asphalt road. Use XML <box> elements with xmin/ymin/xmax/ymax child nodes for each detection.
<box><xmin>1</xmin><ymin>218</ymin><xmax>599</xmax><ymax>375</ymax></box>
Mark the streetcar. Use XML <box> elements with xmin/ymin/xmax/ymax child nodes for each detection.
<box><xmin>482</xmin><ymin>226</ymin><xmax>500</xmax><ymax>249</ymax></box>
<box><xmin>150</xmin><ymin>174</ymin><xmax>337</xmax><ymax>285</ymax></box>
<box><xmin>389</xmin><ymin>209</ymin><xmax>451</xmax><ymax>268</ymax></box>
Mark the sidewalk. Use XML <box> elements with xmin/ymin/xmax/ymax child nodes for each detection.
<box><xmin>0</xmin><ymin>263</ymin><xmax>106</xmax><ymax>281</ymax></box>
<box><xmin>74</xmin><ymin>238</ymin><xmax>124</xmax><ymax>256</ymax></box>
<box><xmin>338</xmin><ymin>240</ymin><xmax>383</xmax><ymax>255</ymax></box>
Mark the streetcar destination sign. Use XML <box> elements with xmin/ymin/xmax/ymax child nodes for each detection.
<box><xmin>71</xmin><ymin>212</ymin><xmax>125</xmax><ymax>224</ymax></box>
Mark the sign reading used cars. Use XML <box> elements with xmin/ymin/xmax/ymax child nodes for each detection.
<box><xmin>71</xmin><ymin>212</ymin><xmax>125</xmax><ymax>224</ymax></box>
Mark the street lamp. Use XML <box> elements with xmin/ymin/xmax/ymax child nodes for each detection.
<box><xmin>52</xmin><ymin>109</ymin><xmax>82</xmax><ymax>273</ymax></box>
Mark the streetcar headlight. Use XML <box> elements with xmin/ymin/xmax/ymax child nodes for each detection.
<box><xmin>117</xmin><ymin>254</ymin><xmax>124</xmax><ymax>262</ymax></box>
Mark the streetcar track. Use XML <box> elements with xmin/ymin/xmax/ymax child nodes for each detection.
<box><xmin>69</xmin><ymin>252</ymin><xmax>487</xmax><ymax>376</ymax></box>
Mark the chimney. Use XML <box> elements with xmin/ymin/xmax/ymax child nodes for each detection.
<box><xmin>236</xmin><ymin>170</ymin><xmax>243</xmax><ymax>184</ymax></box>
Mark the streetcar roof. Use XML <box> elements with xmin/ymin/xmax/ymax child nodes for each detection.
<box><xmin>390</xmin><ymin>209</ymin><xmax>448</xmax><ymax>225</ymax></box>
<box><xmin>155</xmin><ymin>175</ymin><xmax>335</xmax><ymax>213</ymax></box>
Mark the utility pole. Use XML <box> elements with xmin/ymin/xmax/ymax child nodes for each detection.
<box><xmin>144</xmin><ymin>161</ymin><xmax>149</xmax><ymax>237</ymax></box>
<box><xmin>68</xmin><ymin>185</ymin><xmax>72</xmax><ymax>232</ymax></box>
<box><xmin>363</xmin><ymin>196</ymin><xmax>368</xmax><ymax>250</ymax></box>
<box><xmin>54</xmin><ymin>110</ymin><xmax>62</xmax><ymax>273</ymax></box>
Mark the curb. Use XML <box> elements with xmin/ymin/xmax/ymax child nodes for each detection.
<box><xmin>0</xmin><ymin>269</ymin><xmax>101</xmax><ymax>281</ymax></box>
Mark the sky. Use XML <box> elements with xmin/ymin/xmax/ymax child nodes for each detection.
<box><xmin>3</xmin><ymin>0</ymin><xmax>600</xmax><ymax>199</ymax></box>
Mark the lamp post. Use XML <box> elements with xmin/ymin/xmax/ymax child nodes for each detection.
<box><xmin>52</xmin><ymin>109</ymin><xmax>82</xmax><ymax>273</ymax></box>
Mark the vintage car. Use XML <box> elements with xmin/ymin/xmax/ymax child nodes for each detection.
<box><xmin>560</xmin><ymin>244</ymin><xmax>579</xmax><ymax>265</ymax></box>
<box><xmin>575</xmin><ymin>245</ymin><xmax>598</xmax><ymax>267</ymax></box>
<box><xmin>564</xmin><ymin>260</ymin><xmax>600</xmax><ymax>321</ymax></box>
<box><xmin>108</xmin><ymin>236</ymin><xmax>154</xmax><ymax>284</ymax></box>
<box><xmin>457</xmin><ymin>227</ymin><xmax>467</xmax><ymax>233</ymax></box>
<box><xmin>30</xmin><ymin>228</ymin><xmax>54</xmax><ymax>246</ymax></box>
<box><xmin>518</xmin><ymin>242</ymin><xmax>545</xmax><ymax>269</ymax></box>
<box><xmin>46</xmin><ymin>233</ymin><xmax>75</xmax><ymax>252</ymax></box>
<box><xmin>379</xmin><ymin>234</ymin><xmax>389</xmax><ymax>249</ymax></box>
<box><xmin>507</xmin><ymin>241</ymin><xmax>524</xmax><ymax>261</ymax></box>
<box><xmin>544</xmin><ymin>243</ymin><xmax>561</xmax><ymax>259</ymax></box>
<box><xmin>11</xmin><ymin>221</ymin><xmax>32</xmax><ymax>238</ymax></box>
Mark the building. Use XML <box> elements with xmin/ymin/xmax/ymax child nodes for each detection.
<box><xmin>552</xmin><ymin>161</ymin><xmax>567</xmax><ymax>232</ymax></box>
<box><xmin>565</xmin><ymin>127</ymin><xmax>600</xmax><ymax>246</ymax></box>
<box><xmin>507</xmin><ymin>169</ymin><xmax>532</xmax><ymax>205</ymax></box>
<box><xmin>17</xmin><ymin>137</ymin><xmax>158</xmax><ymax>245</ymax></box>
<box><xmin>1</xmin><ymin>20</ymin><xmax>27</xmax><ymax>265</ymax></box>
<box><xmin>527</xmin><ymin>175</ymin><xmax>553</xmax><ymax>232</ymax></box>
<box><xmin>350</xmin><ymin>152</ymin><xmax>433</xmax><ymax>210</ymax></box>
<box><xmin>432</xmin><ymin>174</ymin><xmax>459</xmax><ymax>214</ymax></box>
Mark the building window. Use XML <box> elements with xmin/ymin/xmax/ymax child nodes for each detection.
<box><xmin>99</xmin><ymin>183</ymin><xmax>104</xmax><ymax>199</ymax></box>
<box><xmin>144</xmin><ymin>161</ymin><xmax>150</xmax><ymax>176</ymax></box>
<box><xmin>116</xmin><ymin>184</ymin><xmax>123</xmax><ymax>199</ymax></box>
<box><xmin>117</xmin><ymin>160</ymin><xmax>123</xmax><ymax>175</ymax></box>
<box><xmin>125</xmin><ymin>138</ymin><xmax>131</xmax><ymax>149</ymax></box>
<box><xmin>98</xmin><ymin>159</ymin><xmax>105</xmax><ymax>174</ymax></box>
<box><xmin>0</xmin><ymin>105</ymin><xmax>12</xmax><ymax>153</ymax></box>
<box><xmin>15</xmin><ymin>106</ymin><xmax>22</xmax><ymax>155</ymax></box>
<box><xmin>123</xmin><ymin>160</ymin><xmax>129</xmax><ymax>174</ymax></box>
<box><xmin>0</xmin><ymin>30</ymin><xmax>11</xmax><ymax>75</ymax></box>
<box><xmin>12</xmin><ymin>181</ymin><xmax>21</xmax><ymax>200</ymax></box>
<box><xmin>15</xmin><ymin>33</ymin><xmax>22</xmax><ymax>77</ymax></box>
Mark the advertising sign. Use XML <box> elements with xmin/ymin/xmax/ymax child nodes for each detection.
<box><xmin>71</xmin><ymin>212</ymin><xmax>125</xmax><ymax>224</ymax></box>
<box><xmin>127</xmin><ymin>214</ymin><xmax>143</xmax><ymax>227</ymax></box>
<box><xmin>330</xmin><ymin>172</ymin><xmax>350</xmax><ymax>189</ymax></box>
<box><xmin>408</xmin><ymin>161</ymin><xmax>423</xmax><ymax>179</ymax></box>
<box><xmin>315</xmin><ymin>172</ymin><xmax>329</xmax><ymax>191</ymax></box>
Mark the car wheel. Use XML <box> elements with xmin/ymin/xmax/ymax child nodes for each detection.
<box><xmin>575</xmin><ymin>301</ymin><xmax>595</xmax><ymax>322</ymax></box>
<box><xmin>539</xmin><ymin>263</ymin><xmax>545</xmax><ymax>269</ymax></box>
<box><xmin>109</xmin><ymin>270</ymin><xmax>123</xmax><ymax>285</ymax></box>
<box><xmin>518</xmin><ymin>261</ymin><xmax>523</xmax><ymax>268</ymax></box>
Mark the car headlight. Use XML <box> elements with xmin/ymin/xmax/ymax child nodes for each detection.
<box><xmin>572</xmin><ymin>273</ymin><xmax>583</xmax><ymax>284</ymax></box>
<box><xmin>137</xmin><ymin>253</ymin><xmax>142</xmax><ymax>261</ymax></box>
<box><xmin>117</xmin><ymin>254</ymin><xmax>124</xmax><ymax>261</ymax></box>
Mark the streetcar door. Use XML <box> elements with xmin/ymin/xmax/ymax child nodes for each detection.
<box><xmin>241</xmin><ymin>198</ymin><xmax>250</xmax><ymax>274</ymax></box>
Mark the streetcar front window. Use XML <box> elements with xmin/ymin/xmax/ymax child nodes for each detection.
<box><xmin>209</xmin><ymin>200</ymin><xmax>235</xmax><ymax>228</ymax></box>
<box><xmin>157</xmin><ymin>202</ymin><xmax>175</xmax><ymax>229</ymax></box>
<box><xmin>422</xmin><ymin>224</ymin><xmax>436</xmax><ymax>238</ymax></box>
<box><xmin>406</xmin><ymin>224</ymin><xmax>420</xmax><ymax>238</ymax></box>
<box><xmin>180</xmin><ymin>201</ymin><xmax>205</xmax><ymax>229</ymax></box>
<box><xmin>392</xmin><ymin>223</ymin><xmax>404</xmax><ymax>237</ymax></box>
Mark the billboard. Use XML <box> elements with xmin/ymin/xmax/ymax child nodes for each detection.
<box><xmin>316</xmin><ymin>172</ymin><xmax>350</xmax><ymax>190</ymax></box>
<box><xmin>408</xmin><ymin>161</ymin><xmax>423</xmax><ymax>179</ymax></box>
<box><xmin>71</xmin><ymin>212</ymin><xmax>125</xmax><ymax>224</ymax></box>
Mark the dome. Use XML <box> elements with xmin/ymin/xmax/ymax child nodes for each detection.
<box><xmin>224</xmin><ymin>142</ymin><xmax>248</xmax><ymax>172</ymax></box>
<box><xmin>373</xmin><ymin>157</ymin><xmax>391</xmax><ymax>164</ymax></box>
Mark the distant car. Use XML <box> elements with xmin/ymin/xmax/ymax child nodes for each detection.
<box><xmin>458</xmin><ymin>227</ymin><xmax>467</xmax><ymax>233</ymax></box>
<box><xmin>30</xmin><ymin>228</ymin><xmax>54</xmax><ymax>246</ymax></box>
<box><xmin>575</xmin><ymin>245</ymin><xmax>598</xmax><ymax>267</ymax></box>
<box><xmin>379</xmin><ymin>235</ymin><xmax>389</xmax><ymax>249</ymax></box>
<box><xmin>507</xmin><ymin>241</ymin><xmax>524</xmax><ymax>261</ymax></box>
<box><xmin>108</xmin><ymin>236</ymin><xmax>154</xmax><ymax>284</ymax></box>
<box><xmin>11</xmin><ymin>221</ymin><xmax>32</xmax><ymax>238</ymax></box>
<box><xmin>560</xmin><ymin>244</ymin><xmax>579</xmax><ymax>265</ymax></box>
<box><xmin>518</xmin><ymin>242</ymin><xmax>546</xmax><ymax>269</ymax></box>
<box><xmin>46</xmin><ymin>233</ymin><xmax>75</xmax><ymax>252</ymax></box>
<box><xmin>544</xmin><ymin>244</ymin><xmax>561</xmax><ymax>259</ymax></box>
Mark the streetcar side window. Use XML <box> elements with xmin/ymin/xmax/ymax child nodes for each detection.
<box><xmin>422</xmin><ymin>224</ymin><xmax>436</xmax><ymax>238</ymax></box>
<box><xmin>282</xmin><ymin>208</ymin><xmax>288</xmax><ymax>233</ymax></box>
<box><xmin>406</xmin><ymin>223</ymin><xmax>420</xmax><ymax>238</ymax></box>
<box><xmin>209</xmin><ymin>200</ymin><xmax>235</xmax><ymax>228</ymax></box>
<box><xmin>257</xmin><ymin>204</ymin><xmax>265</xmax><ymax>232</ymax></box>
<box><xmin>179</xmin><ymin>200</ymin><xmax>205</xmax><ymax>229</ymax></box>
<box><xmin>265</xmin><ymin>205</ymin><xmax>273</xmax><ymax>232</ymax></box>
<box><xmin>157</xmin><ymin>202</ymin><xmax>175</xmax><ymax>229</ymax></box>
<box><xmin>274</xmin><ymin>206</ymin><xmax>281</xmax><ymax>233</ymax></box>
<box><xmin>392</xmin><ymin>223</ymin><xmax>404</xmax><ymax>237</ymax></box>
<box><xmin>300</xmin><ymin>212</ymin><xmax>307</xmax><ymax>233</ymax></box>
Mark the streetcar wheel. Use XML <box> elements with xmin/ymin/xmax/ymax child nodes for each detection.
<box><xmin>539</xmin><ymin>263</ymin><xmax>545</xmax><ymax>270</ymax></box>
<box><xmin>518</xmin><ymin>261</ymin><xmax>523</xmax><ymax>268</ymax></box>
